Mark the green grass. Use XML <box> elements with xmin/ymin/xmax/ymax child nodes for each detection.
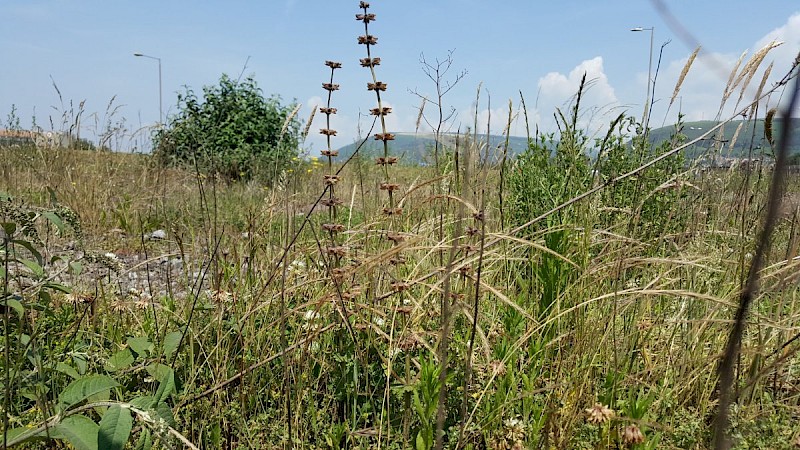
<box><xmin>1</xmin><ymin>138</ymin><xmax>799</xmax><ymax>449</ymax></box>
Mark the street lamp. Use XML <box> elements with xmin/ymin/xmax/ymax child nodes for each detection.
<box><xmin>631</xmin><ymin>27</ymin><xmax>654</xmax><ymax>131</ymax></box>
<box><xmin>133</xmin><ymin>52</ymin><xmax>163</xmax><ymax>126</ymax></box>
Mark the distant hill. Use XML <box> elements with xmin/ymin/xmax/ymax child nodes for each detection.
<box><xmin>334</xmin><ymin>132</ymin><xmax>531</xmax><ymax>165</ymax></box>
<box><xmin>647</xmin><ymin>118</ymin><xmax>800</xmax><ymax>159</ymax></box>
<box><xmin>331</xmin><ymin>119</ymin><xmax>800</xmax><ymax>166</ymax></box>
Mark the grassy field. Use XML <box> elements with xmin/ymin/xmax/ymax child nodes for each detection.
<box><xmin>0</xmin><ymin>126</ymin><xmax>800</xmax><ymax>449</ymax></box>
<box><xmin>2</xmin><ymin>4</ymin><xmax>800</xmax><ymax>449</ymax></box>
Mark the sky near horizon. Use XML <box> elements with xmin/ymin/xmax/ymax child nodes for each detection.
<box><xmin>0</xmin><ymin>1</ymin><xmax>798</xmax><ymax>153</ymax></box>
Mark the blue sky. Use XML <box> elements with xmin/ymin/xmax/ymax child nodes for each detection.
<box><xmin>1</xmin><ymin>1</ymin><xmax>798</xmax><ymax>152</ymax></box>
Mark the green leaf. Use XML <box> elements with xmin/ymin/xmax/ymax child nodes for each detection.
<box><xmin>19</xmin><ymin>258</ymin><xmax>44</xmax><ymax>279</ymax></box>
<box><xmin>162</xmin><ymin>331</ymin><xmax>183</xmax><ymax>357</ymax></box>
<box><xmin>130</xmin><ymin>395</ymin><xmax>155</xmax><ymax>410</ymax></box>
<box><xmin>52</xmin><ymin>414</ymin><xmax>99</xmax><ymax>450</ymax></box>
<box><xmin>135</xmin><ymin>428</ymin><xmax>153</xmax><ymax>450</ymax></box>
<box><xmin>155</xmin><ymin>402</ymin><xmax>176</xmax><ymax>428</ymax></box>
<box><xmin>56</xmin><ymin>362</ymin><xmax>81</xmax><ymax>380</ymax></box>
<box><xmin>152</xmin><ymin>368</ymin><xmax>176</xmax><ymax>405</ymax></box>
<box><xmin>416</xmin><ymin>431</ymin><xmax>427</xmax><ymax>450</ymax></box>
<box><xmin>12</xmin><ymin>239</ymin><xmax>42</xmax><ymax>266</ymax></box>
<box><xmin>105</xmin><ymin>349</ymin><xmax>134</xmax><ymax>373</ymax></box>
<box><xmin>41</xmin><ymin>211</ymin><xmax>65</xmax><ymax>234</ymax></box>
<box><xmin>2</xmin><ymin>426</ymin><xmax>43</xmax><ymax>446</ymax></box>
<box><xmin>2</xmin><ymin>297</ymin><xmax>24</xmax><ymax>316</ymax></box>
<box><xmin>127</xmin><ymin>336</ymin><xmax>153</xmax><ymax>356</ymax></box>
<box><xmin>70</xmin><ymin>261</ymin><xmax>83</xmax><ymax>276</ymax></box>
<box><xmin>145</xmin><ymin>363</ymin><xmax>171</xmax><ymax>382</ymax></box>
<box><xmin>98</xmin><ymin>405</ymin><xmax>133</xmax><ymax>450</ymax></box>
<box><xmin>59</xmin><ymin>375</ymin><xmax>120</xmax><ymax>408</ymax></box>
<box><xmin>43</xmin><ymin>282</ymin><xmax>71</xmax><ymax>294</ymax></box>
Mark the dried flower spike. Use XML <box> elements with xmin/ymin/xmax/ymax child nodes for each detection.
<box><xmin>320</xmin><ymin>150</ymin><xmax>339</xmax><ymax>157</ymax></box>
<box><xmin>323</xmin><ymin>175</ymin><xmax>341</xmax><ymax>185</ymax></box>
<box><xmin>322</xmin><ymin>83</ymin><xmax>340</xmax><ymax>91</ymax></box>
<box><xmin>359</xmin><ymin>1</ymin><xmax>369</xmax><ymax>8</ymax></box>
<box><xmin>319</xmin><ymin>107</ymin><xmax>338</xmax><ymax>114</ymax></box>
<box><xmin>325</xmin><ymin>60</ymin><xmax>342</xmax><ymax>69</ymax></box>
<box><xmin>319</xmin><ymin>128</ymin><xmax>338</xmax><ymax>136</ymax></box>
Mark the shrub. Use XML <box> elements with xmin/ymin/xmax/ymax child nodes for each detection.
<box><xmin>153</xmin><ymin>74</ymin><xmax>300</xmax><ymax>182</ymax></box>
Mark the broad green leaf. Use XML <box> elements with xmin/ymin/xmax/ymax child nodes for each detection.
<box><xmin>43</xmin><ymin>282</ymin><xmax>71</xmax><ymax>294</ymax></box>
<box><xmin>2</xmin><ymin>297</ymin><xmax>24</xmax><ymax>316</ymax></box>
<box><xmin>2</xmin><ymin>426</ymin><xmax>41</xmax><ymax>446</ymax></box>
<box><xmin>152</xmin><ymin>368</ymin><xmax>175</xmax><ymax>405</ymax></box>
<box><xmin>105</xmin><ymin>349</ymin><xmax>134</xmax><ymax>373</ymax></box>
<box><xmin>56</xmin><ymin>362</ymin><xmax>81</xmax><ymax>380</ymax></box>
<box><xmin>130</xmin><ymin>395</ymin><xmax>155</xmax><ymax>410</ymax></box>
<box><xmin>98</xmin><ymin>405</ymin><xmax>133</xmax><ymax>450</ymax></box>
<box><xmin>19</xmin><ymin>258</ymin><xmax>44</xmax><ymax>279</ymax></box>
<box><xmin>59</xmin><ymin>375</ymin><xmax>120</xmax><ymax>408</ymax></box>
<box><xmin>72</xmin><ymin>354</ymin><xmax>88</xmax><ymax>375</ymax></box>
<box><xmin>70</xmin><ymin>261</ymin><xmax>83</xmax><ymax>276</ymax></box>
<box><xmin>155</xmin><ymin>402</ymin><xmax>176</xmax><ymax>427</ymax></box>
<box><xmin>12</xmin><ymin>239</ymin><xmax>42</xmax><ymax>266</ymax></box>
<box><xmin>145</xmin><ymin>363</ymin><xmax>171</xmax><ymax>382</ymax></box>
<box><xmin>41</xmin><ymin>211</ymin><xmax>65</xmax><ymax>234</ymax></box>
<box><xmin>162</xmin><ymin>331</ymin><xmax>183</xmax><ymax>357</ymax></box>
<box><xmin>51</xmin><ymin>414</ymin><xmax>99</xmax><ymax>450</ymax></box>
<box><xmin>0</xmin><ymin>221</ymin><xmax>16</xmax><ymax>236</ymax></box>
<box><xmin>127</xmin><ymin>336</ymin><xmax>153</xmax><ymax>356</ymax></box>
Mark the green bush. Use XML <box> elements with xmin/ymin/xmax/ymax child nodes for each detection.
<box><xmin>153</xmin><ymin>74</ymin><xmax>300</xmax><ymax>182</ymax></box>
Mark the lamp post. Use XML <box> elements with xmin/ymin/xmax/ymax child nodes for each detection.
<box><xmin>631</xmin><ymin>27</ymin><xmax>654</xmax><ymax>131</ymax></box>
<box><xmin>133</xmin><ymin>52</ymin><xmax>163</xmax><ymax>126</ymax></box>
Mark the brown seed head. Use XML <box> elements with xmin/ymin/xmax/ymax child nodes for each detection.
<box><xmin>319</xmin><ymin>128</ymin><xmax>338</xmax><ymax>136</ymax></box>
<box><xmin>585</xmin><ymin>403</ymin><xmax>614</xmax><ymax>424</ymax></box>
<box><xmin>320</xmin><ymin>150</ymin><xmax>339</xmax><ymax>157</ymax></box>
<box><xmin>323</xmin><ymin>175</ymin><xmax>341</xmax><ymax>186</ymax></box>
<box><xmin>374</xmin><ymin>133</ymin><xmax>396</xmax><ymax>141</ymax></box>
<box><xmin>383</xmin><ymin>207</ymin><xmax>403</xmax><ymax>216</ymax></box>
<box><xmin>322</xmin><ymin>197</ymin><xmax>344</xmax><ymax>207</ymax></box>
<box><xmin>360</xmin><ymin>57</ymin><xmax>381</xmax><ymax>67</ymax></box>
<box><xmin>357</xmin><ymin>35</ymin><xmax>378</xmax><ymax>45</ymax></box>
<box><xmin>380</xmin><ymin>182</ymin><xmax>400</xmax><ymax>192</ymax></box>
<box><xmin>322</xmin><ymin>83</ymin><xmax>340</xmax><ymax>91</ymax></box>
<box><xmin>322</xmin><ymin>223</ymin><xmax>345</xmax><ymax>233</ymax></box>
<box><xmin>359</xmin><ymin>1</ymin><xmax>370</xmax><ymax>8</ymax></box>
<box><xmin>622</xmin><ymin>425</ymin><xmax>645</xmax><ymax>445</ymax></box>
<box><xmin>386</xmin><ymin>232</ymin><xmax>404</xmax><ymax>244</ymax></box>
<box><xmin>318</xmin><ymin>107</ymin><xmax>338</xmax><ymax>115</ymax></box>
<box><xmin>355</xmin><ymin>13</ymin><xmax>376</xmax><ymax>23</ymax></box>
<box><xmin>391</xmin><ymin>281</ymin><xmax>410</xmax><ymax>292</ymax></box>
<box><xmin>375</xmin><ymin>156</ymin><xmax>399</xmax><ymax>166</ymax></box>
<box><xmin>367</xmin><ymin>81</ymin><xmax>388</xmax><ymax>91</ymax></box>
<box><xmin>325</xmin><ymin>60</ymin><xmax>342</xmax><ymax>69</ymax></box>
<box><xmin>370</xmin><ymin>107</ymin><xmax>392</xmax><ymax>116</ymax></box>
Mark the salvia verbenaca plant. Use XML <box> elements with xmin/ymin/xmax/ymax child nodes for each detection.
<box><xmin>319</xmin><ymin>60</ymin><xmax>348</xmax><ymax>275</ymax></box>
<box><xmin>357</xmin><ymin>2</ymin><xmax>408</xmax><ymax>285</ymax></box>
